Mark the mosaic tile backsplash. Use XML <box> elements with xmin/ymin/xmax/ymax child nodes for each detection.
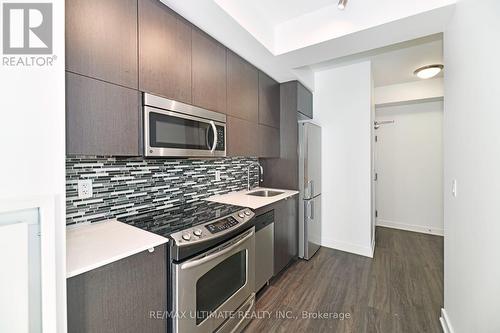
<box><xmin>66</xmin><ymin>156</ymin><xmax>259</xmax><ymax>225</ymax></box>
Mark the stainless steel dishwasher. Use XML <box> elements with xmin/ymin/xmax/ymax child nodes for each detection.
<box><xmin>254</xmin><ymin>210</ymin><xmax>274</xmax><ymax>292</ymax></box>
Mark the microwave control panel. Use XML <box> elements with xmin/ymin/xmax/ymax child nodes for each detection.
<box><xmin>216</xmin><ymin>126</ymin><xmax>225</xmax><ymax>151</ymax></box>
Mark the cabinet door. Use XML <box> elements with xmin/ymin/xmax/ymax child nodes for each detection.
<box><xmin>258</xmin><ymin>124</ymin><xmax>280</xmax><ymax>158</ymax></box>
<box><xmin>227</xmin><ymin>116</ymin><xmax>259</xmax><ymax>157</ymax></box>
<box><xmin>139</xmin><ymin>0</ymin><xmax>192</xmax><ymax>104</ymax></box>
<box><xmin>192</xmin><ymin>28</ymin><xmax>227</xmax><ymax>113</ymax></box>
<box><xmin>297</xmin><ymin>81</ymin><xmax>313</xmax><ymax>118</ymax></box>
<box><xmin>285</xmin><ymin>196</ymin><xmax>298</xmax><ymax>259</ymax></box>
<box><xmin>273</xmin><ymin>196</ymin><xmax>298</xmax><ymax>275</ymax></box>
<box><xmin>66</xmin><ymin>0</ymin><xmax>138</xmax><ymax>89</ymax></box>
<box><xmin>274</xmin><ymin>203</ymin><xmax>288</xmax><ymax>275</ymax></box>
<box><xmin>258</xmin><ymin>71</ymin><xmax>280</xmax><ymax>128</ymax></box>
<box><xmin>226</xmin><ymin>51</ymin><xmax>258</xmax><ymax>122</ymax></box>
<box><xmin>67</xmin><ymin>245</ymin><xmax>167</xmax><ymax>333</ymax></box>
<box><xmin>66</xmin><ymin>72</ymin><xmax>140</xmax><ymax>156</ymax></box>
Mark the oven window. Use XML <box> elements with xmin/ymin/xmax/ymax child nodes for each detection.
<box><xmin>150</xmin><ymin>111</ymin><xmax>213</xmax><ymax>150</ymax></box>
<box><xmin>196</xmin><ymin>250</ymin><xmax>247</xmax><ymax>324</ymax></box>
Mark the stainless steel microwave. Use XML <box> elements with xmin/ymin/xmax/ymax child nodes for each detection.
<box><xmin>143</xmin><ymin>93</ymin><xmax>226</xmax><ymax>158</ymax></box>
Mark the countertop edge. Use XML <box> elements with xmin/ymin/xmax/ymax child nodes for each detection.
<box><xmin>66</xmin><ymin>220</ymin><xmax>169</xmax><ymax>279</ymax></box>
<box><xmin>206</xmin><ymin>187</ymin><xmax>300</xmax><ymax>210</ymax></box>
<box><xmin>66</xmin><ymin>238</ymin><xmax>167</xmax><ymax>279</ymax></box>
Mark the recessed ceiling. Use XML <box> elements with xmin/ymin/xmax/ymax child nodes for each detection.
<box><xmin>309</xmin><ymin>35</ymin><xmax>443</xmax><ymax>87</ymax></box>
<box><xmin>371</xmin><ymin>39</ymin><xmax>443</xmax><ymax>86</ymax></box>
<box><xmin>162</xmin><ymin>0</ymin><xmax>455</xmax><ymax>89</ymax></box>
<box><xmin>214</xmin><ymin>0</ymin><xmax>456</xmax><ymax>55</ymax></box>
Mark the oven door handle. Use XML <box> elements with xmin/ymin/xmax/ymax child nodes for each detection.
<box><xmin>180</xmin><ymin>229</ymin><xmax>254</xmax><ymax>270</ymax></box>
<box><xmin>210</xmin><ymin>121</ymin><xmax>218</xmax><ymax>153</ymax></box>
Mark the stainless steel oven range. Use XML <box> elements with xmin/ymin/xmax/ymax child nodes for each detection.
<box><xmin>169</xmin><ymin>206</ymin><xmax>255</xmax><ymax>333</ymax></box>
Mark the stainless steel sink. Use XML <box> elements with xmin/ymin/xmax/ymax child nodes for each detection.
<box><xmin>246</xmin><ymin>190</ymin><xmax>284</xmax><ymax>197</ymax></box>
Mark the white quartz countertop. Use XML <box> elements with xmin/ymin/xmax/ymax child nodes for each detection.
<box><xmin>66</xmin><ymin>219</ymin><xmax>168</xmax><ymax>278</ymax></box>
<box><xmin>206</xmin><ymin>187</ymin><xmax>299</xmax><ymax>210</ymax></box>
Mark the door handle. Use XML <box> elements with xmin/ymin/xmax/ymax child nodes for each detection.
<box><xmin>180</xmin><ymin>229</ymin><xmax>254</xmax><ymax>270</ymax></box>
<box><xmin>307</xmin><ymin>180</ymin><xmax>314</xmax><ymax>198</ymax></box>
<box><xmin>210</xmin><ymin>121</ymin><xmax>218</xmax><ymax>153</ymax></box>
<box><xmin>306</xmin><ymin>201</ymin><xmax>314</xmax><ymax>220</ymax></box>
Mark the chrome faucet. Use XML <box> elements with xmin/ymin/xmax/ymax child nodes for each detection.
<box><xmin>247</xmin><ymin>162</ymin><xmax>264</xmax><ymax>191</ymax></box>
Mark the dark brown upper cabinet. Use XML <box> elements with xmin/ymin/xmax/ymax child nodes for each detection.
<box><xmin>297</xmin><ymin>81</ymin><xmax>313</xmax><ymax>119</ymax></box>
<box><xmin>258</xmin><ymin>124</ymin><xmax>280</xmax><ymax>158</ymax></box>
<box><xmin>227</xmin><ymin>116</ymin><xmax>259</xmax><ymax>157</ymax></box>
<box><xmin>66</xmin><ymin>72</ymin><xmax>140</xmax><ymax>156</ymax></box>
<box><xmin>138</xmin><ymin>0</ymin><xmax>192</xmax><ymax>104</ymax></box>
<box><xmin>226</xmin><ymin>51</ymin><xmax>259</xmax><ymax>123</ymax></box>
<box><xmin>258</xmin><ymin>71</ymin><xmax>280</xmax><ymax>128</ymax></box>
<box><xmin>192</xmin><ymin>28</ymin><xmax>227</xmax><ymax>114</ymax></box>
<box><xmin>65</xmin><ymin>0</ymin><xmax>138</xmax><ymax>89</ymax></box>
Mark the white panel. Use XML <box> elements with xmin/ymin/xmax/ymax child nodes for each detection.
<box><xmin>0</xmin><ymin>0</ymin><xmax>66</xmax><ymax>329</ymax></box>
<box><xmin>0</xmin><ymin>223</ymin><xmax>29</xmax><ymax>333</ymax></box>
<box><xmin>314</xmin><ymin>61</ymin><xmax>373</xmax><ymax>256</ymax></box>
<box><xmin>443</xmin><ymin>0</ymin><xmax>500</xmax><ymax>332</ymax></box>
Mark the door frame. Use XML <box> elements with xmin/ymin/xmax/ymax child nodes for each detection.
<box><xmin>0</xmin><ymin>195</ymin><xmax>61</xmax><ymax>332</ymax></box>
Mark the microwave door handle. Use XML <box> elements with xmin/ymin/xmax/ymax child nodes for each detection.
<box><xmin>210</xmin><ymin>121</ymin><xmax>218</xmax><ymax>153</ymax></box>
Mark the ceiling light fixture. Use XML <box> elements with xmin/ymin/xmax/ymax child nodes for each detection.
<box><xmin>414</xmin><ymin>64</ymin><xmax>444</xmax><ymax>79</ymax></box>
<box><xmin>338</xmin><ymin>0</ymin><xmax>348</xmax><ymax>10</ymax></box>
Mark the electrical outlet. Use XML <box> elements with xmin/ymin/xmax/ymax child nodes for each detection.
<box><xmin>215</xmin><ymin>170</ymin><xmax>221</xmax><ymax>182</ymax></box>
<box><xmin>78</xmin><ymin>179</ymin><xmax>93</xmax><ymax>199</ymax></box>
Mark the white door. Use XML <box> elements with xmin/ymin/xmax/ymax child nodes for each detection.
<box><xmin>375</xmin><ymin>101</ymin><xmax>444</xmax><ymax>235</ymax></box>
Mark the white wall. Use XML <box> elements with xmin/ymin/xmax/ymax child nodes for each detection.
<box><xmin>0</xmin><ymin>1</ymin><xmax>66</xmax><ymax>332</ymax></box>
<box><xmin>374</xmin><ymin>78</ymin><xmax>444</xmax><ymax>106</ymax></box>
<box><xmin>375</xmin><ymin>101</ymin><xmax>444</xmax><ymax>236</ymax></box>
<box><xmin>314</xmin><ymin>61</ymin><xmax>374</xmax><ymax>257</ymax></box>
<box><xmin>442</xmin><ymin>0</ymin><xmax>500</xmax><ymax>332</ymax></box>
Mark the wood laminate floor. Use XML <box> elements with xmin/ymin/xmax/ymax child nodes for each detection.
<box><xmin>244</xmin><ymin>227</ymin><xmax>443</xmax><ymax>333</ymax></box>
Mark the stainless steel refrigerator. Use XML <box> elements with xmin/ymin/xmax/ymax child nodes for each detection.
<box><xmin>298</xmin><ymin>121</ymin><xmax>322</xmax><ymax>260</ymax></box>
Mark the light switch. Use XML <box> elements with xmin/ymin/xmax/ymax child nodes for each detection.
<box><xmin>452</xmin><ymin>179</ymin><xmax>457</xmax><ymax>197</ymax></box>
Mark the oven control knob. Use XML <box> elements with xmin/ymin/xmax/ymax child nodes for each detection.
<box><xmin>244</xmin><ymin>210</ymin><xmax>252</xmax><ymax>216</ymax></box>
<box><xmin>182</xmin><ymin>233</ymin><xmax>191</xmax><ymax>241</ymax></box>
<box><xmin>238</xmin><ymin>212</ymin><xmax>245</xmax><ymax>218</ymax></box>
<box><xmin>193</xmin><ymin>229</ymin><xmax>202</xmax><ymax>237</ymax></box>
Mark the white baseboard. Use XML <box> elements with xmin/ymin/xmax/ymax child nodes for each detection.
<box><xmin>440</xmin><ymin>308</ymin><xmax>454</xmax><ymax>333</ymax></box>
<box><xmin>321</xmin><ymin>237</ymin><xmax>374</xmax><ymax>258</ymax></box>
<box><xmin>376</xmin><ymin>218</ymin><xmax>444</xmax><ymax>236</ymax></box>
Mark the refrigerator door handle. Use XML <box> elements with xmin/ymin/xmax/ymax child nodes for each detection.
<box><xmin>306</xmin><ymin>200</ymin><xmax>314</xmax><ymax>220</ymax></box>
<box><xmin>307</xmin><ymin>180</ymin><xmax>314</xmax><ymax>198</ymax></box>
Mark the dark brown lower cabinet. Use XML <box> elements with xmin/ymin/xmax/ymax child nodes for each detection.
<box><xmin>274</xmin><ymin>195</ymin><xmax>298</xmax><ymax>274</ymax></box>
<box><xmin>67</xmin><ymin>245</ymin><xmax>167</xmax><ymax>333</ymax></box>
<box><xmin>66</xmin><ymin>72</ymin><xmax>141</xmax><ymax>156</ymax></box>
